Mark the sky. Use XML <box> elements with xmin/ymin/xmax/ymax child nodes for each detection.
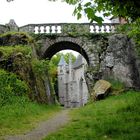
<box><xmin>0</xmin><ymin>0</ymin><xmax>90</xmax><ymax>26</ymax></box>
<box><xmin>0</xmin><ymin>0</ymin><xmax>111</xmax><ymax>26</ymax></box>
<box><xmin>0</xmin><ymin>0</ymin><xmax>110</xmax><ymax>56</ymax></box>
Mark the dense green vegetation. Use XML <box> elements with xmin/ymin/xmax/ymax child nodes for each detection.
<box><xmin>44</xmin><ymin>91</ymin><xmax>140</xmax><ymax>140</ymax></box>
<box><xmin>0</xmin><ymin>69</ymin><xmax>28</xmax><ymax>107</ymax></box>
<box><xmin>0</xmin><ymin>69</ymin><xmax>61</xmax><ymax>137</ymax></box>
<box><xmin>0</xmin><ymin>38</ymin><xmax>77</xmax><ymax>137</ymax></box>
<box><xmin>0</xmin><ymin>103</ymin><xmax>61</xmax><ymax>137</ymax></box>
<box><xmin>0</xmin><ymin>32</ymin><xmax>62</xmax><ymax>138</ymax></box>
<box><xmin>0</xmin><ymin>45</ymin><xmax>32</xmax><ymax>59</ymax></box>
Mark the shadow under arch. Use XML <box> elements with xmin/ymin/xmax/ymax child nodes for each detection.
<box><xmin>42</xmin><ymin>41</ymin><xmax>89</xmax><ymax>64</ymax></box>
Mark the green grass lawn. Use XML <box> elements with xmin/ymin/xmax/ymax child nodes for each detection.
<box><xmin>44</xmin><ymin>91</ymin><xmax>140</xmax><ymax>140</ymax></box>
<box><xmin>0</xmin><ymin>101</ymin><xmax>61</xmax><ymax>137</ymax></box>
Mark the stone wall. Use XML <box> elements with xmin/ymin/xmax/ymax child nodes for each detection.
<box><xmin>1</xmin><ymin>20</ymin><xmax>139</xmax><ymax>92</ymax></box>
<box><xmin>0</xmin><ymin>25</ymin><xmax>9</xmax><ymax>34</ymax></box>
<box><xmin>100</xmin><ymin>34</ymin><xmax>140</xmax><ymax>89</ymax></box>
<box><xmin>0</xmin><ymin>32</ymin><xmax>55</xmax><ymax>104</ymax></box>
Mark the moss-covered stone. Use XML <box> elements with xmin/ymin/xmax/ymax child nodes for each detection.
<box><xmin>0</xmin><ymin>32</ymin><xmax>55</xmax><ymax>104</ymax></box>
<box><xmin>0</xmin><ymin>32</ymin><xmax>34</xmax><ymax>46</ymax></box>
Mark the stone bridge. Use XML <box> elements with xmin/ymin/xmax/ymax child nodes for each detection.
<box><xmin>0</xmin><ymin>21</ymin><xmax>140</xmax><ymax>89</ymax></box>
<box><xmin>19</xmin><ymin>23</ymin><xmax>118</xmax><ymax>65</ymax></box>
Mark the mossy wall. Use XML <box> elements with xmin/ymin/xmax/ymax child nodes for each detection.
<box><xmin>0</xmin><ymin>32</ymin><xmax>55</xmax><ymax>104</ymax></box>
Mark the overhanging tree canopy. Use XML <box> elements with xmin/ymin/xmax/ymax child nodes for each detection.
<box><xmin>6</xmin><ymin>0</ymin><xmax>140</xmax><ymax>24</ymax></box>
<box><xmin>49</xmin><ymin>0</ymin><xmax>140</xmax><ymax>24</ymax></box>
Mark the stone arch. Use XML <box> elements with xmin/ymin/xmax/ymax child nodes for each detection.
<box><xmin>40</xmin><ymin>37</ymin><xmax>93</xmax><ymax>65</ymax></box>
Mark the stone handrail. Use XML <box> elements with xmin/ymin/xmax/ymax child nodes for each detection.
<box><xmin>19</xmin><ymin>23</ymin><xmax>119</xmax><ymax>34</ymax></box>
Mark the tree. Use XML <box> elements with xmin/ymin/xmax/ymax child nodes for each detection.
<box><xmin>7</xmin><ymin>0</ymin><xmax>140</xmax><ymax>24</ymax></box>
<box><xmin>49</xmin><ymin>0</ymin><xmax>140</xmax><ymax>24</ymax></box>
<box><xmin>48</xmin><ymin>1</ymin><xmax>140</xmax><ymax>55</ymax></box>
<box><xmin>6</xmin><ymin>0</ymin><xmax>140</xmax><ymax>52</ymax></box>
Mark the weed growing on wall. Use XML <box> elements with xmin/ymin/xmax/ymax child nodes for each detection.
<box><xmin>116</xmin><ymin>18</ymin><xmax>140</xmax><ymax>56</ymax></box>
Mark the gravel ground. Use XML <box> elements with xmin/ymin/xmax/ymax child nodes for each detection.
<box><xmin>4</xmin><ymin>109</ymin><xmax>70</xmax><ymax>140</ymax></box>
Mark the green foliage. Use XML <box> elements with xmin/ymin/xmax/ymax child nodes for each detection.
<box><xmin>8</xmin><ymin>1</ymin><xmax>140</xmax><ymax>24</ymax></box>
<box><xmin>50</xmin><ymin>0</ymin><xmax>140</xmax><ymax>24</ymax></box>
<box><xmin>44</xmin><ymin>91</ymin><xmax>140</xmax><ymax>140</ymax></box>
<box><xmin>31</xmin><ymin>58</ymin><xmax>56</xmax><ymax>99</ymax></box>
<box><xmin>107</xmin><ymin>78</ymin><xmax>125</xmax><ymax>95</ymax></box>
<box><xmin>0</xmin><ymin>32</ymin><xmax>34</xmax><ymax>46</ymax></box>
<box><xmin>49</xmin><ymin>52</ymin><xmax>76</xmax><ymax>78</ymax></box>
<box><xmin>0</xmin><ymin>103</ymin><xmax>61</xmax><ymax>137</ymax></box>
<box><xmin>31</xmin><ymin>59</ymin><xmax>49</xmax><ymax>77</ymax></box>
<box><xmin>0</xmin><ymin>45</ymin><xmax>32</xmax><ymax>59</ymax></box>
<box><xmin>31</xmin><ymin>33</ymin><xmax>58</xmax><ymax>40</ymax></box>
<box><xmin>0</xmin><ymin>69</ymin><xmax>29</xmax><ymax>107</ymax></box>
<box><xmin>116</xmin><ymin>18</ymin><xmax>140</xmax><ymax>56</ymax></box>
<box><xmin>110</xmin><ymin>79</ymin><xmax>125</xmax><ymax>91</ymax></box>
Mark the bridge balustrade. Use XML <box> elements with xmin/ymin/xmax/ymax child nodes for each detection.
<box><xmin>19</xmin><ymin>23</ymin><xmax>119</xmax><ymax>34</ymax></box>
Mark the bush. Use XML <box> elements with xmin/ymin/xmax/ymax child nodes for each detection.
<box><xmin>0</xmin><ymin>32</ymin><xmax>34</xmax><ymax>46</ymax></box>
<box><xmin>106</xmin><ymin>78</ymin><xmax>125</xmax><ymax>95</ymax></box>
<box><xmin>0</xmin><ymin>45</ymin><xmax>32</xmax><ymax>59</ymax></box>
<box><xmin>0</xmin><ymin>69</ymin><xmax>29</xmax><ymax>106</ymax></box>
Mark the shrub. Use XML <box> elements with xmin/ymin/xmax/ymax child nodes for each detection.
<box><xmin>0</xmin><ymin>32</ymin><xmax>34</xmax><ymax>46</ymax></box>
<box><xmin>107</xmin><ymin>78</ymin><xmax>125</xmax><ymax>95</ymax></box>
<box><xmin>31</xmin><ymin>59</ymin><xmax>49</xmax><ymax>77</ymax></box>
<box><xmin>0</xmin><ymin>45</ymin><xmax>32</xmax><ymax>59</ymax></box>
<box><xmin>0</xmin><ymin>69</ymin><xmax>29</xmax><ymax>106</ymax></box>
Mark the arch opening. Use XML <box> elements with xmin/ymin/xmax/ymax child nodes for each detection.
<box><xmin>42</xmin><ymin>40</ymin><xmax>90</xmax><ymax>108</ymax></box>
<box><xmin>43</xmin><ymin>41</ymin><xmax>89</xmax><ymax>64</ymax></box>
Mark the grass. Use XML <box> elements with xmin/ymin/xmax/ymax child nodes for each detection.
<box><xmin>0</xmin><ymin>100</ymin><xmax>61</xmax><ymax>137</ymax></box>
<box><xmin>44</xmin><ymin>91</ymin><xmax>140</xmax><ymax>140</ymax></box>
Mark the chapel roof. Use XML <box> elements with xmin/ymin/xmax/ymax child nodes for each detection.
<box><xmin>73</xmin><ymin>55</ymin><xmax>84</xmax><ymax>69</ymax></box>
<box><xmin>58</xmin><ymin>55</ymin><xmax>67</xmax><ymax>66</ymax></box>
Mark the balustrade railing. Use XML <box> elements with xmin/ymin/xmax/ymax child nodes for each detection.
<box><xmin>19</xmin><ymin>23</ymin><xmax>119</xmax><ymax>34</ymax></box>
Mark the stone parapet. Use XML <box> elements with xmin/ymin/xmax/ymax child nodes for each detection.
<box><xmin>19</xmin><ymin>23</ymin><xmax>119</xmax><ymax>34</ymax></box>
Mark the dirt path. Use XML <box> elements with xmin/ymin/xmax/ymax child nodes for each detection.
<box><xmin>4</xmin><ymin>109</ymin><xmax>70</xmax><ymax>140</ymax></box>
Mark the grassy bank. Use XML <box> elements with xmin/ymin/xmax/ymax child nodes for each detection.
<box><xmin>44</xmin><ymin>91</ymin><xmax>140</xmax><ymax>140</ymax></box>
<box><xmin>0</xmin><ymin>69</ymin><xmax>62</xmax><ymax>137</ymax></box>
<box><xmin>0</xmin><ymin>100</ymin><xmax>61</xmax><ymax>137</ymax></box>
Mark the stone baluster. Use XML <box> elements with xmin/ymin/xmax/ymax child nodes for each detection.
<box><xmin>90</xmin><ymin>25</ymin><xmax>94</xmax><ymax>33</ymax></box>
<box><xmin>103</xmin><ymin>25</ymin><xmax>107</xmax><ymax>32</ymax></box>
<box><xmin>33</xmin><ymin>26</ymin><xmax>36</xmax><ymax>33</ymax></box>
<box><xmin>93</xmin><ymin>25</ymin><xmax>96</xmax><ymax>33</ymax></box>
<box><xmin>98</xmin><ymin>26</ymin><xmax>101</xmax><ymax>32</ymax></box>
<box><xmin>44</xmin><ymin>26</ymin><xmax>47</xmax><ymax>33</ymax></box>
<box><xmin>111</xmin><ymin>24</ymin><xmax>115</xmax><ymax>32</ymax></box>
<box><xmin>49</xmin><ymin>26</ymin><xmax>52</xmax><ymax>33</ymax></box>
<box><xmin>19</xmin><ymin>23</ymin><xmax>119</xmax><ymax>34</ymax></box>
<box><xmin>45</xmin><ymin>26</ymin><xmax>49</xmax><ymax>33</ymax></box>
<box><xmin>58</xmin><ymin>26</ymin><xmax>61</xmax><ymax>33</ymax></box>
<box><xmin>109</xmin><ymin>25</ymin><xmax>112</xmax><ymax>32</ymax></box>
<box><xmin>38</xmin><ymin>26</ymin><xmax>41</xmax><ymax>33</ymax></box>
<box><xmin>54</xmin><ymin>25</ymin><xmax>57</xmax><ymax>33</ymax></box>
